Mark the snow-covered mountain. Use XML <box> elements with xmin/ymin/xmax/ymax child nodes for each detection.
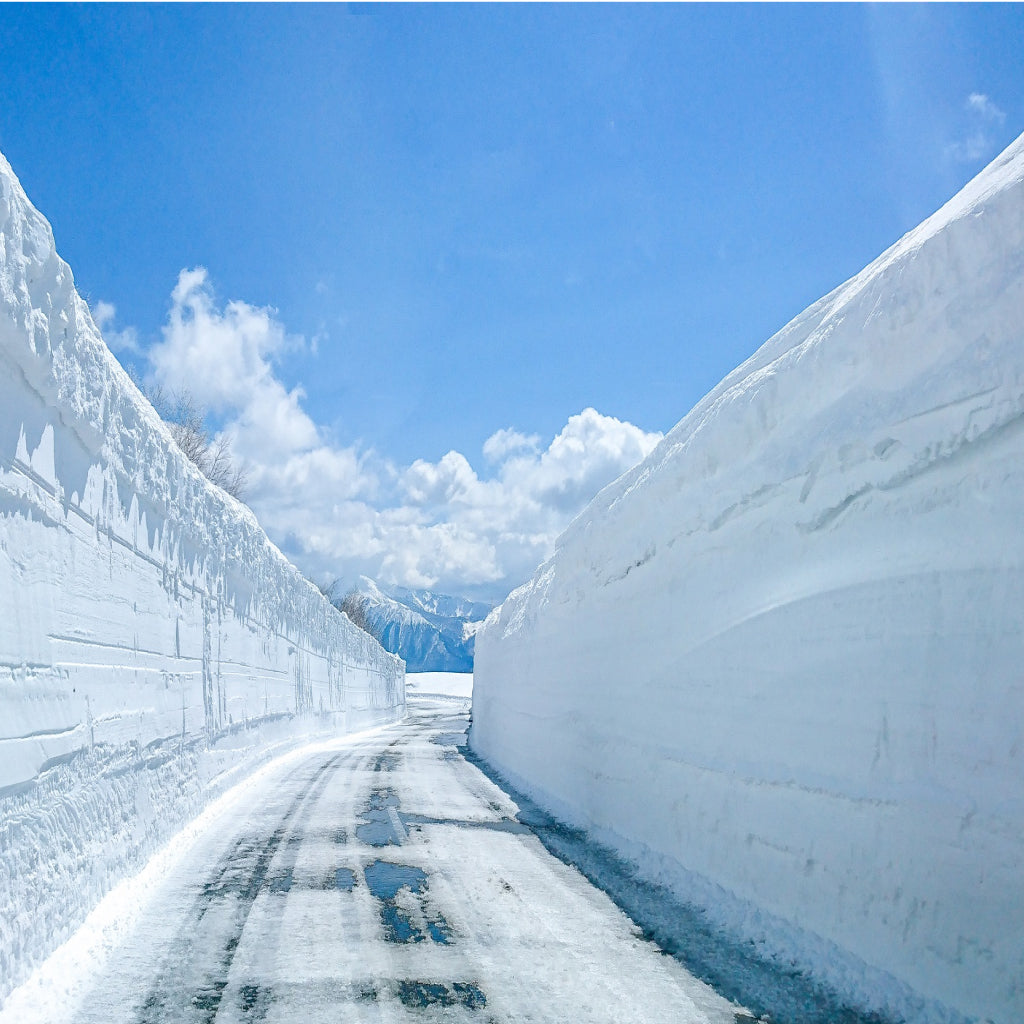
<box><xmin>472</xmin><ymin>134</ymin><xmax>1024</xmax><ymax>1024</ymax></box>
<box><xmin>337</xmin><ymin>577</ymin><xmax>491</xmax><ymax>672</ymax></box>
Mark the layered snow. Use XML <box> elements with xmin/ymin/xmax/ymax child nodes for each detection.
<box><xmin>471</xmin><ymin>135</ymin><xmax>1024</xmax><ymax>1023</ymax></box>
<box><xmin>0</xmin><ymin>151</ymin><xmax>404</xmax><ymax>1003</ymax></box>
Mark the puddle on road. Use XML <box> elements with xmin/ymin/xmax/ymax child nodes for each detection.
<box><xmin>334</xmin><ymin>867</ymin><xmax>357</xmax><ymax>892</ymax></box>
<box><xmin>370</xmin><ymin>789</ymin><xmax>400</xmax><ymax>810</ymax></box>
<box><xmin>364</xmin><ymin>861</ymin><xmax>427</xmax><ymax>901</ymax></box>
<box><xmin>364</xmin><ymin>860</ymin><xmax>452</xmax><ymax>945</ymax></box>
<box><xmin>356</xmin><ymin>788</ymin><xmax>405</xmax><ymax>847</ymax></box>
<box><xmin>397</xmin><ymin>980</ymin><xmax>486</xmax><ymax>1010</ymax></box>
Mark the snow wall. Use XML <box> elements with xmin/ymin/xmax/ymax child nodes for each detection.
<box><xmin>0</xmin><ymin>152</ymin><xmax>405</xmax><ymax>1002</ymax></box>
<box><xmin>471</xmin><ymin>136</ymin><xmax>1024</xmax><ymax>1023</ymax></box>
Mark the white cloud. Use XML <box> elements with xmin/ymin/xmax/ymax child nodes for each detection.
<box><xmin>505</xmin><ymin>408</ymin><xmax>657</xmax><ymax>514</ymax></box>
<box><xmin>404</xmin><ymin>450</ymin><xmax>479</xmax><ymax>506</ymax></box>
<box><xmin>91</xmin><ymin>300</ymin><xmax>140</xmax><ymax>354</ymax></box>
<box><xmin>967</xmin><ymin>93</ymin><xmax>1006</xmax><ymax>123</ymax></box>
<box><xmin>149</xmin><ymin>268</ymin><xmax>318</xmax><ymax>458</ymax></box>
<box><xmin>948</xmin><ymin>93</ymin><xmax>1007</xmax><ymax>165</ymax></box>
<box><xmin>132</xmin><ymin>270</ymin><xmax>662</xmax><ymax>602</ymax></box>
<box><xmin>482</xmin><ymin>426</ymin><xmax>540</xmax><ymax>462</ymax></box>
<box><xmin>389</xmin><ymin>408</ymin><xmax>661</xmax><ymax>591</ymax></box>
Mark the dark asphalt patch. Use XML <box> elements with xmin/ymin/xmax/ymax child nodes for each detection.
<box><xmin>334</xmin><ymin>867</ymin><xmax>357</xmax><ymax>892</ymax></box>
<box><xmin>355</xmin><ymin>788</ymin><xmax>404</xmax><ymax>847</ymax></box>
<box><xmin>364</xmin><ymin>860</ymin><xmax>452</xmax><ymax>945</ymax></box>
<box><xmin>397</xmin><ymin>980</ymin><xmax>486</xmax><ymax>1010</ymax></box>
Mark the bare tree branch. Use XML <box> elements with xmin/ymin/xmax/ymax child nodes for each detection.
<box><xmin>135</xmin><ymin>379</ymin><xmax>248</xmax><ymax>501</ymax></box>
<box><xmin>339</xmin><ymin>592</ymin><xmax>377</xmax><ymax>638</ymax></box>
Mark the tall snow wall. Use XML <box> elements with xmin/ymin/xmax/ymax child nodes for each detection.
<box><xmin>0</xmin><ymin>152</ymin><xmax>405</xmax><ymax>1001</ymax></box>
<box><xmin>471</xmin><ymin>137</ymin><xmax>1024</xmax><ymax>1023</ymax></box>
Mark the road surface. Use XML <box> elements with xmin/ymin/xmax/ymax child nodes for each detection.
<box><xmin>10</xmin><ymin>691</ymin><xmax>748</xmax><ymax>1023</ymax></box>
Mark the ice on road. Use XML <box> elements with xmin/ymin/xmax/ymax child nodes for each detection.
<box><xmin>5</xmin><ymin>692</ymin><xmax>745</xmax><ymax>1024</ymax></box>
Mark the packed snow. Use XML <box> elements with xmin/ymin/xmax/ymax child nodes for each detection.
<box><xmin>405</xmin><ymin>672</ymin><xmax>474</xmax><ymax>701</ymax></box>
<box><xmin>0</xmin><ymin>150</ymin><xmax>405</xmax><ymax>1005</ymax></box>
<box><xmin>471</xmin><ymin>135</ymin><xmax>1024</xmax><ymax>1023</ymax></box>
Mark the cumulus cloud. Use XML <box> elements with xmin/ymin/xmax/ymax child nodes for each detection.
<box><xmin>507</xmin><ymin>408</ymin><xmax>656</xmax><ymax>514</ymax></box>
<box><xmin>404</xmin><ymin>450</ymin><xmax>479</xmax><ymax>506</ymax></box>
<box><xmin>131</xmin><ymin>270</ymin><xmax>662</xmax><ymax>601</ymax></box>
<box><xmin>482</xmin><ymin>426</ymin><xmax>540</xmax><ymax>462</ymax></box>
<box><xmin>149</xmin><ymin>268</ymin><xmax>317</xmax><ymax>459</ymax></box>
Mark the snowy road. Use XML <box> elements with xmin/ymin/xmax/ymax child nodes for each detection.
<box><xmin>8</xmin><ymin>692</ymin><xmax>747</xmax><ymax>1024</ymax></box>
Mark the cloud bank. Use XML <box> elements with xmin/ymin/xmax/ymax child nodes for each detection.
<box><xmin>102</xmin><ymin>271</ymin><xmax>661</xmax><ymax>602</ymax></box>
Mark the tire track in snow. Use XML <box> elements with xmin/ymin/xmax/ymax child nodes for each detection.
<box><xmin>132</xmin><ymin>752</ymin><xmax>347</xmax><ymax>1024</ymax></box>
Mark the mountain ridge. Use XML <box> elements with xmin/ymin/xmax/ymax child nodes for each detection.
<box><xmin>335</xmin><ymin>576</ymin><xmax>491</xmax><ymax>672</ymax></box>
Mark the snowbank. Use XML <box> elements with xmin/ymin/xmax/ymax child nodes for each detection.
<box><xmin>471</xmin><ymin>135</ymin><xmax>1024</xmax><ymax>1023</ymax></box>
<box><xmin>0</xmin><ymin>152</ymin><xmax>404</xmax><ymax>1002</ymax></box>
<box><xmin>405</xmin><ymin>672</ymin><xmax>474</xmax><ymax>701</ymax></box>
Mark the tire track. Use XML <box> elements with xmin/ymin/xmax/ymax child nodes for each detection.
<box><xmin>132</xmin><ymin>752</ymin><xmax>347</xmax><ymax>1024</ymax></box>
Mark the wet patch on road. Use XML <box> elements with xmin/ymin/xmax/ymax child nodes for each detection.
<box><xmin>396</xmin><ymin>980</ymin><xmax>487</xmax><ymax>1010</ymax></box>
<box><xmin>271</xmin><ymin>865</ymin><xmax>361</xmax><ymax>893</ymax></box>
<box><xmin>334</xmin><ymin>866</ymin><xmax>357</xmax><ymax>892</ymax></box>
<box><xmin>236</xmin><ymin>980</ymin><xmax>380</xmax><ymax>1019</ymax></box>
<box><xmin>431</xmin><ymin>731</ymin><xmax>468</xmax><ymax>747</ymax></box>
<box><xmin>237</xmin><ymin>981</ymin><xmax>274</xmax><ymax>1022</ymax></box>
<box><xmin>355</xmin><ymin>787</ymin><xmax>405</xmax><ymax>847</ymax></box>
<box><xmin>267</xmin><ymin>869</ymin><xmax>293</xmax><ymax>893</ymax></box>
<box><xmin>402</xmin><ymin>811</ymin><xmax>531</xmax><ymax>836</ymax></box>
<box><xmin>373</xmin><ymin>749</ymin><xmax>401</xmax><ymax>772</ymax></box>
<box><xmin>364</xmin><ymin>860</ymin><xmax>452</xmax><ymax>945</ymax></box>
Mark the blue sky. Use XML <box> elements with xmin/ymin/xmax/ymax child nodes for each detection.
<box><xmin>1</xmin><ymin>4</ymin><xmax>1021</xmax><ymax>602</ymax></box>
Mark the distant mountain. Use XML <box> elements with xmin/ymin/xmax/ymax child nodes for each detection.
<box><xmin>335</xmin><ymin>577</ymin><xmax>492</xmax><ymax>672</ymax></box>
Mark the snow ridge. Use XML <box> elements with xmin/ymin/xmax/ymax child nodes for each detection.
<box><xmin>472</xmin><ymin>134</ymin><xmax>1024</xmax><ymax>1023</ymax></box>
<box><xmin>0</xmin><ymin>151</ymin><xmax>404</xmax><ymax>1003</ymax></box>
